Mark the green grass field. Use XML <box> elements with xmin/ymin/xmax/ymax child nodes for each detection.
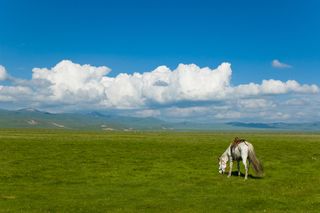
<box><xmin>0</xmin><ymin>129</ymin><xmax>319</xmax><ymax>212</ymax></box>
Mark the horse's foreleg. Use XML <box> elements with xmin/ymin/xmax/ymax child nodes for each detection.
<box><xmin>228</xmin><ymin>159</ymin><xmax>233</xmax><ymax>177</ymax></box>
<box><xmin>237</xmin><ymin>161</ymin><xmax>240</xmax><ymax>176</ymax></box>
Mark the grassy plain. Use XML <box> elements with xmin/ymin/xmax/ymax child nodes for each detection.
<box><xmin>0</xmin><ymin>129</ymin><xmax>319</xmax><ymax>212</ymax></box>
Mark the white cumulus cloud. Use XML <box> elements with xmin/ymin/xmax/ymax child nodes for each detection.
<box><xmin>32</xmin><ymin>60</ymin><xmax>110</xmax><ymax>103</ymax></box>
<box><xmin>233</xmin><ymin>79</ymin><xmax>318</xmax><ymax>96</ymax></box>
<box><xmin>0</xmin><ymin>65</ymin><xmax>8</xmax><ymax>81</ymax></box>
<box><xmin>272</xmin><ymin>59</ymin><xmax>292</xmax><ymax>69</ymax></box>
<box><xmin>100</xmin><ymin>62</ymin><xmax>232</xmax><ymax>108</ymax></box>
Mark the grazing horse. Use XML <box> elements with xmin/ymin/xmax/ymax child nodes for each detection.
<box><xmin>218</xmin><ymin>138</ymin><xmax>263</xmax><ymax>179</ymax></box>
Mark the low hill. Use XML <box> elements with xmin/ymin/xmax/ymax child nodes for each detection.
<box><xmin>0</xmin><ymin>109</ymin><xmax>319</xmax><ymax>131</ymax></box>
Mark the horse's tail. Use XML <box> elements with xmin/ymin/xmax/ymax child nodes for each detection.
<box><xmin>248</xmin><ymin>143</ymin><xmax>264</xmax><ymax>176</ymax></box>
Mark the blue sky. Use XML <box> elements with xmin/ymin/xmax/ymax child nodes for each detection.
<box><xmin>0</xmin><ymin>0</ymin><xmax>320</xmax><ymax>122</ymax></box>
<box><xmin>1</xmin><ymin>0</ymin><xmax>320</xmax><ymax>83</ymax></box>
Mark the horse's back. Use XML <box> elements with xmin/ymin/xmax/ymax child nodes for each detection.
<box><xmin>231</xmin><ymin>141</ymin><xmax>251</xmax><ymax>160</ymax></box>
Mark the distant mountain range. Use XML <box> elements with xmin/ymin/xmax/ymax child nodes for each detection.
<box><xmin>0</xmin><ymin>108</ymin><xmax>319</xmax><ymax>131</ymax></box>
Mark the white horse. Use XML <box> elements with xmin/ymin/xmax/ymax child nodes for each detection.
<box><xmin>218</xmin><ymin>140</ymin><xmax>263</xmax><ymax>179</ymax></box>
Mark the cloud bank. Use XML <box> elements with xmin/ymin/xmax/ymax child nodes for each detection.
<box><xmin>0</xmin><ymin>60</ymin><xmax>319</xmax><ymax>122</ymax></box>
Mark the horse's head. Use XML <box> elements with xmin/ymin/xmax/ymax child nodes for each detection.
<box><xmin>218</xmin><ymin>157</ymin><xmax>227</xmax><ymax>174</ymax></box>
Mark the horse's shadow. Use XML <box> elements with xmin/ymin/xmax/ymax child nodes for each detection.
<box><xmin>230</xmin><ymin>171</ymin><xmax>263</xmax><ymax>179</ymax></box>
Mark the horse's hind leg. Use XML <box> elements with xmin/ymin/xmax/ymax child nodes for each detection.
<box><xmin>237</xmin><ymin>161</ymin><xmax>240</xmax><ymax>176</ymax></box>
<box><xmin>243</xmin><ymin>159</ymin><xmax>248</xmax><ymax>180</ymax></box>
